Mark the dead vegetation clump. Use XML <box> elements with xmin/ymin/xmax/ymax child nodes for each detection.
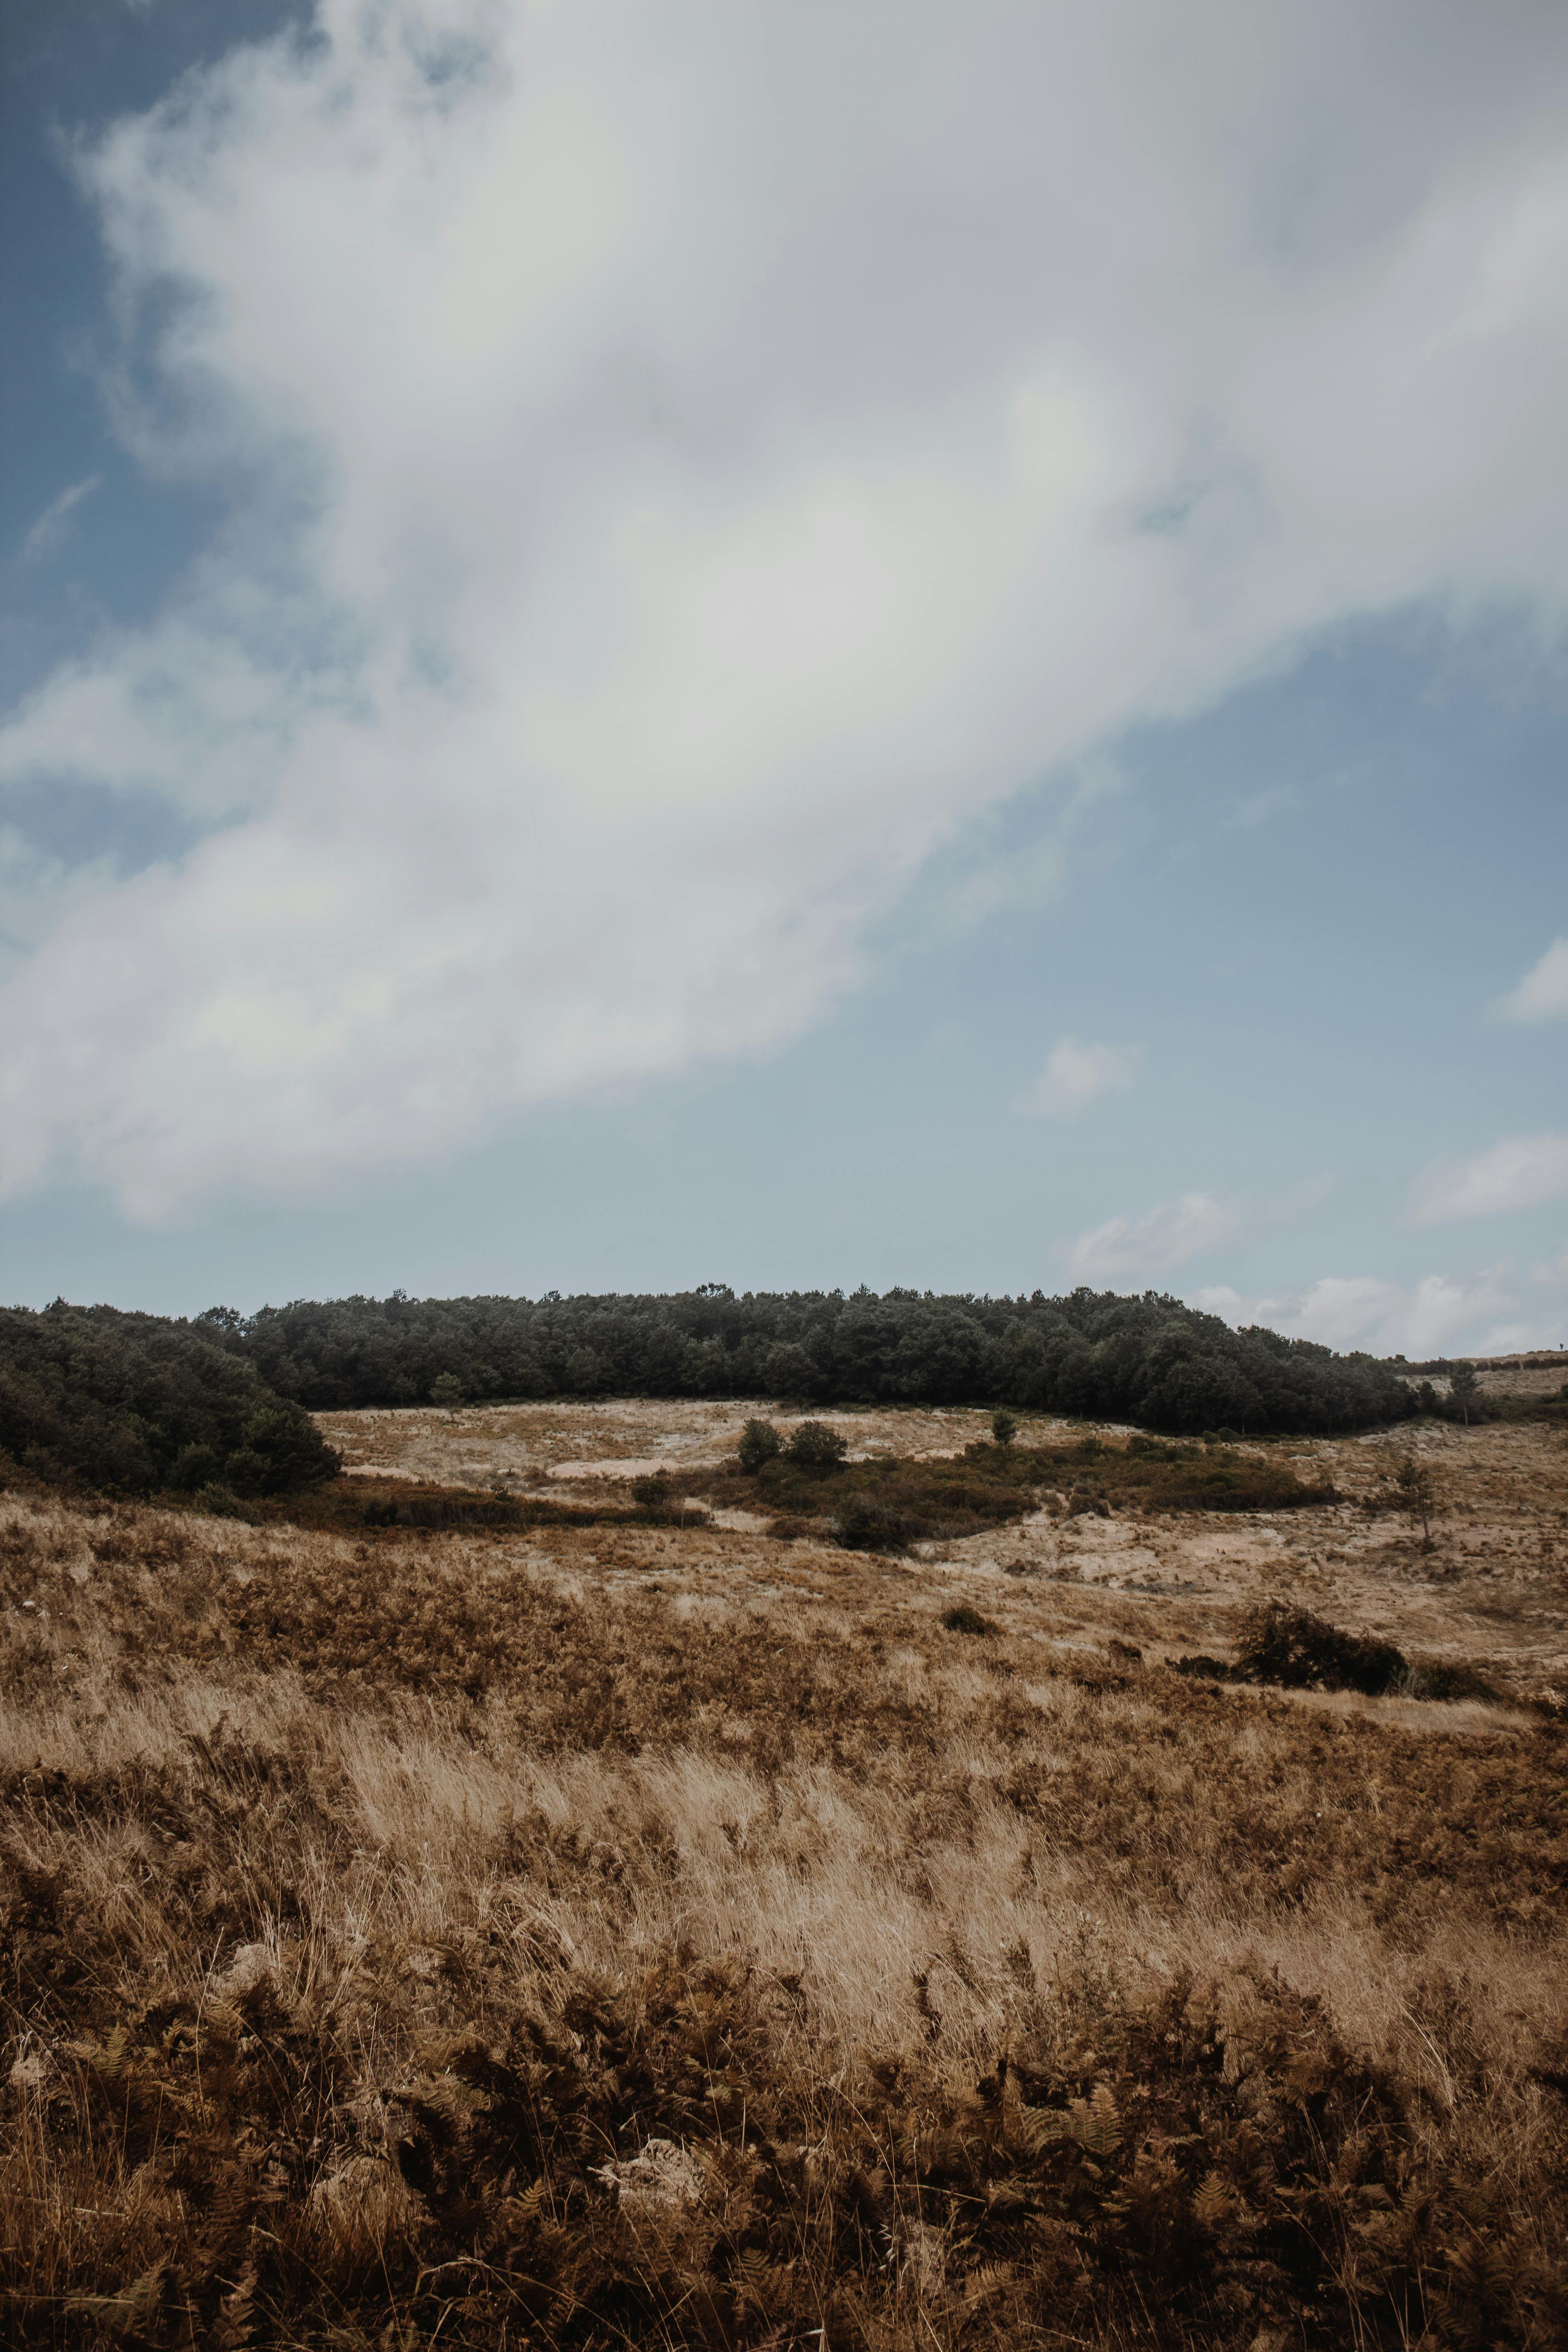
<box><xmin>0</xmin><ymin>1490</ymin><xmax>1565</xmax><ymax>2349</ymax></box>
<box><xmin>278</xmin><ymin>1475</ymin><xmax>711</xmax><ymax>1538</ymax></box>
<box><xmin>1173</xmin><ymin>1604</ymin><xmax>1505</xmax><ymax>1706</ymax></box>
<box><xmin>1177</xmin><ymin>1603</ymin><xmax>1407</xmax><ymax>1697</ymax></box>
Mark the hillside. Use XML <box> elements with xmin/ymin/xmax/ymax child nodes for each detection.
<box><xmin>202</xmin><ymin>1285</ymin><xmax>1417</xmax><ymax>1435</ymax></box>
<box><xmin>1</xmin><ymin>1379</ymin><xmax>1564</xmax><ymax>2347</ymax></box>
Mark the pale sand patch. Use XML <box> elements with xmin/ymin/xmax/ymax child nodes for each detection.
<box><xmin>309</xmin><ymin>1388</ymin><xmax>1568</xmax><ymax>1706</ymax></box>
<box><xmin>547</xmin><ymin>1455</ymin><xmax>676</xmax><ymax>1481</ymax></box>
<box><xmin>314</xmin><ymin>1397</ymin><xmax>1088</xmax><ymax>1487</ymax></box>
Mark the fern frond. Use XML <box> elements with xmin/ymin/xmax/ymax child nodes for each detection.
<box><xmin>1021</xmin><ymin>2085</ymin><xmax>1122</xmax><ymax>2156</ymax></box>
<box><xmin>964</xmin><ymin>2261</ymin><xmax>1015</xmax><ymax>2304</ymax></box>
<box><xmin>97</xmin><ymin>2023</ymin><xmax>131</xmax><ymax>2083</ymax></box>
<box><xmin>1191</xmin><ymin>2169</ymin><xmax>1235</xmax><ymax>2230</ymax></box>
<box><xmin>212</xmin><ymin>2261</ymin><xmax>259</xmax><ymax>2350</ymax></box>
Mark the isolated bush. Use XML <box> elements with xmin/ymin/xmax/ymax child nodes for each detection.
<box><xmin>736</xmin><ymin>1416</ymin><xmax>782</xmax><ymax>1471</ymax></box>
<box><xmin>430</xmin><ymin>1371</ymin><xmax>465</xmax><ymax>1412</ymax></box>
<box><xmin>631</xmin><ymin>1474</ymin><xmax>668</xmax><ymax>1508</ymax></box>
<box><xmin>1392</xmin><ymin>1454</ymin><xmax>1439</xmax><ymax>1547</ymax></box>
<box><xmin>787</xmin><ymin>1418</ymin><xmax>848</xmax><ymax>1468</ymax></box>
<box><xmin>1235</xmin><ymin>1602</ymin><xmax>1406</xmax><ymax>1695</ymax></box>
<box><xmin>990</xmin><ymin>1406</ymin><xmax>1019</xmax><ymax>1446</ymax></box>
<box><xmin>942</xmin><ymin>1602</ymin><xmax>995</xmax><ymax>1634</ymax></box>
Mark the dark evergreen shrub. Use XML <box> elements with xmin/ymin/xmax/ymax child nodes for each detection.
<box><xmin>787</xmin><ymin>1419</ymin><xmax>848</xmax><ymax>1468</ymax></box>
<box><xmin>737</xmin><ymin>1417</ymin><xmax>782</xmax><ymax>1470</ymax></box>
<box><xmin>0</xmin><ymin>1304</ymin><xmax>339</xmax><ymax>1499</ymax></box>
<box><xmin>1234</xmin><ymin>1603</ymin><xmax>1406</xmax><ymax>1695</ymax></box>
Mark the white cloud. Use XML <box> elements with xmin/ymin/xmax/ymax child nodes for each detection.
<box><xmin>1071</xmin><ymin>1169</ymin><xmax>1332</xmax><ymax>1279</ymax></box>
<box><xmin>1499</xmin><ymin>936</ymin><xmax>1568</xmax><ymax>1021</ymax></box>
<box><xmin>1194</xmin><ymin>1269</ymin><xmax>1519</xmax><ymax>1357</ymax></box>
<box><xmin>1013</xmin><ymin>1037</ymin><xmax>1141</xmax><ymax>1118</ymax></box>
<box><xmin>6</xmin><ymin>0</ymin><xmax>1568</xmax><ymax>1208</ymax></box>
<box><xmin>1069</xmin><ymin>1192</ymin><xmax>1238</xmax><ymax>1279</ymax></box>
<box><xmin>1476</xmin><ymin>1320</ymin><xmax>1563</xmax><ymax>1353</ymax></box>
<box><xmin>1411</xmin><ymin>1133</ymin><xmax>1568</xmax><ymax>1221</ymax></box>
<box><xmin>19</xmin><ymin>477</ymin><xmax>99</xmax><ymax>564</ymax></box>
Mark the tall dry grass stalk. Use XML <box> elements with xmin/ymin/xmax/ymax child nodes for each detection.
<box><xmin>1</xmin><ymin>1490</ymin><xmax>1565</xmax><ymax>2347</ymax></box>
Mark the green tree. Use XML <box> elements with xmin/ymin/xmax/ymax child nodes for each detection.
<box><xmin>1394</xmin><ymin>1455</ymin><xmax>1438</xmax><ymax>1550</ymax></box>
<box><xmin>430</xmin><ymin>1372</ymin><xmax>464</xmax><ymax>1416</ymax></box>
<box><xmin>737</xmin><ymin>1417</ymin><xmax>782</xmax><ymax>1471</ymax></box>
<box><xmin>233</xmin><ymin>1403</ymin><xmax>341</xmax><ymax>1495</ymax></box>
<box><xmin>788</xmin><ymin>1419</ymin><xmax>848</xmax><ymax>1469</ymax></box>
<box><xmin>0</xmin><ymin>1303</ymin><xmax>337</xmax><ymax>1497</ymax></box>
<box><xmin>990</xmin><ymin>1407</ymin><xmax>1019</xmax><ymax>1447</ymax></box>
<box><xmin>1447</xmin><ymin>1361</ymin><xmax>1480</xmax><ymax>1425</ymax></box>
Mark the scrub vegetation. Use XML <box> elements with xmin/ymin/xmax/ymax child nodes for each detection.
<box><xmin>9</xmin><ymin>1293</ymin><xmax>1555</xmax><ymax>1520</ymax></box>
<box><xmin>3</xmin><ymin>1379</ymin><xmax>1567</xmax><ymax>2352</ymax></box>
<box><xmin>708</xmin><ymin>1426</ymin><xmax>1340</xmax><ymax>1551</ymax></box>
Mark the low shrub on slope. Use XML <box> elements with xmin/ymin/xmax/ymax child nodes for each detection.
<box><xmin>706</xmin><ymin>1427</ymin><xmax>1339</xmax><ymax>1548</ymax></box>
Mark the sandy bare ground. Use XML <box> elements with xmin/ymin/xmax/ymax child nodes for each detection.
<box><xmin>314</xmin><ymin>1396</ymin><xmax>1025</xmax><ymax>1483</ymax></box>
<box><xmin>313</xmin><ymin>1394</ymin><xmax>1568</xmax><ymax>1718</ymax></box>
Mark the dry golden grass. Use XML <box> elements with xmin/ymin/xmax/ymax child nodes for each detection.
<box><xmin>3</xmin><ymin>1394</ymin><xmax>1567</xmax><ymax>2347</ymax></box>
<box><xmin>322</xmin><ymin>1395</ymin><xmax>1568</xmax><ymax>1706</ymax></box>
<box><xmin>314</xmin><ymin>1398</ymin><xmax>1022</xmax><ymax>1500</ymax></box>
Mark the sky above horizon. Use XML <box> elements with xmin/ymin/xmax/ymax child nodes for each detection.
<box><xmin>1</xmin><ymin>0</ymin><xmax>1566</xmax><ymax>1356</ymax></box>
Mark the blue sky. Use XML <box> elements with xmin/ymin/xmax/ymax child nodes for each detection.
<box><xmin>2</xmin><ymin>0</ymin><xmax>1565</xmax><ymax>1355</ymax></box>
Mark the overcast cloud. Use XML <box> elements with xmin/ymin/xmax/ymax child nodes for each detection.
<box><xmin>5</xmin><ymin>0</ymin><xmax>1568</xmax><ymax>1214</ymax></box>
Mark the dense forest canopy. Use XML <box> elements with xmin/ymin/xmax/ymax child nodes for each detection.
<box><xmin>193</xmin><ymin>1285</ymin><xmax>1414</xmax><ymax>1436</ymax></box>
<box><xmin>0</xmin><ymin>1303</ymin><xmax>339</xmax><ymax>1497</ymax></box>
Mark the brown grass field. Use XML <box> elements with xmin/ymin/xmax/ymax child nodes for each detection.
<box><xmin>3</xmin><ymin>1385</ymin><xmax>1567</xmax><ymax>2348</ymax></box>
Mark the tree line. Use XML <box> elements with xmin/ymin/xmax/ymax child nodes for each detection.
<box><xmin>0</xmin><ymin>1303</ymin><xmax>339</xmax><ymax>1499</ymax></box>
<box><xmin>193</xmin><ymin>1284</ymin><xmax>1418</xmax><ymax>1436</ymax></box>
